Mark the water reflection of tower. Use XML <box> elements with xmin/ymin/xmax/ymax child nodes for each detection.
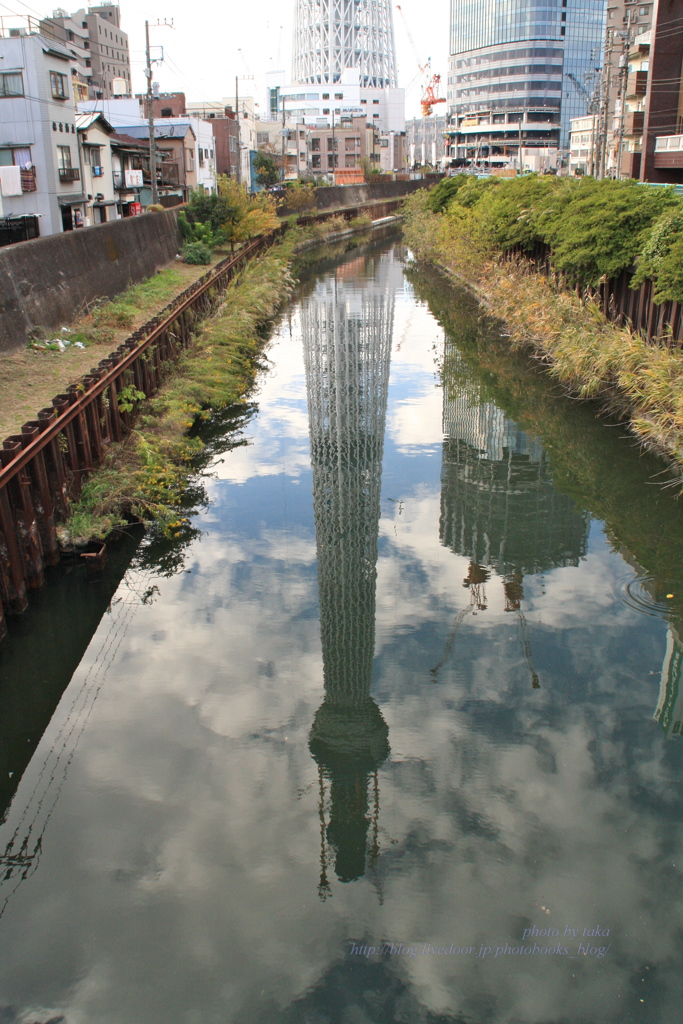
<box><xmin>436</xmin><ymin>348</ymin><xmax>590</xmax><ymax>682</ymax></box>
<box><xmin>302</xmin><ymin>252</ymin><xmax>397</xmax><ymax>895</ymax></box>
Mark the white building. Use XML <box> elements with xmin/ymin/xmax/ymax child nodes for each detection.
<box><xmin>569</xmin><ymin>115</ymin><xmax>598</xmax><ymax>176</ymax></box>
<box><xmin>0</xmin><ymin>31</ymin><xmax>87</xmax><ymax>236</ymax></box>
<box><xmin>281</xmin><ymin>67</ymin><xmax>405</xmax><ymax>133</ymax></box>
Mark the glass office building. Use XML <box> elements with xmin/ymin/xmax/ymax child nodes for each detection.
<box><xmin>448</xmin><ymin>0</ymin><xmax>606</xmax><ymax>169</ymax></box>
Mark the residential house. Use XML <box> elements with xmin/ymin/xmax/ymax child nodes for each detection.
<box><xmin>186</xmin><ymin>102</ymin><xmax>241</xmax><ymax>179</ymax></box>
<box><xmin>110</xmin><ymin>132</ymin><xmax>148</xmax><ymax>214</ymax></box>
<box><xmin>112</xmin><ymin>122</ymin><xmax>199</xmax><ymax>203</ymax></box>
<box><xmin>76</xmin><ymin>110</ymin><xmax>119</xmax><ymax>223</ymax></box>
<box><xmin>0</xmin><ymin>29</ymin><xmax>87</xmax><ymax>239</ymax></box>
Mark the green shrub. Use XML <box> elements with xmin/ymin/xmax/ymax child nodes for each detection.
<box><xmin>182</xmin><ymin>241</ymin><xmax>213</xmax><ymax>265</ymax></box>
<box><xmin>425</xmin><ymin>174</ymin><xmax>470</xmax><ymax>213</ymax></box>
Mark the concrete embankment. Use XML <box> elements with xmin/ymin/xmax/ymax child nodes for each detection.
<box><xmin>0</xmin><ymin>209</ymin><xmax>183</xmax><ymax>355</ymax></box>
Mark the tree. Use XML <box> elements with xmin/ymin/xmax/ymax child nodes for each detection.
<box><xmin>253</xmin><ymin>152</ymin><xmax>280</xmax><ymax>188</ymax></box>
<box><xmin>217</xmin><ymin>177</ymin><xmax>279</xmax><ymax>250</ymax></box>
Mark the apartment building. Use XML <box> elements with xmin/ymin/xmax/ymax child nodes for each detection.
<box><xmin>40</xmin><ymin>3</ymin><xmax>131</xmax><ymax>101</ymax></box>
<box><xmin>0</xmin><ymin>30</ymin><xmax>87</xmax><ymax>236</ymax></box>
<box><xmin>306</xmin><ymin>116</ymin><xmax>380</xmax><ymax>175</ymax></box>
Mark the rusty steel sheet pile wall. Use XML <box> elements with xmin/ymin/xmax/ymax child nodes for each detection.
<box><xmin>0</xmin><ymin>198</ymin><xmax>406</xmax><ymax>639</ymax></box>
<box><xmin>0</xmin><ymin>209</ymin><xmax>184</xmax><ymax>356</ymax></box>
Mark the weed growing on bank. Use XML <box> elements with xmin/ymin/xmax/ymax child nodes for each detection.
<box><xmin>402</xmin><ymin>183</ymin><xmax>683</xmax><ymax>479</ymax></box>
<box><xmin>59</xmin><ymin>240</ymin><xmax>297</xmax><ymax>545</ymax></box>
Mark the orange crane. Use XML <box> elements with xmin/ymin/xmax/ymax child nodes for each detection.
<box><xmin>421</xmin><ymin>74</ymin><xmax>446</xmax><ymax>117</ymax></box>
<box><xmin>396</xmin><ymin>5</ymin><xmax>446</xmax><ymax>116</ymax></box>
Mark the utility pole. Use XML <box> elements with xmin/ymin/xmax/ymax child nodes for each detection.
<box><xmin>331</xmin><ymin>110</ymin><xmax>336</xmax><ymax>181</ymax></box>
<box><xmin>144</xmin><ymin>19</ymin><xmax>172</xmax><ymax>206</ymax></box>
<box><xmin>144</xmin><ymin>20</ymin><xmax>158</xmax><ymax>204</ymax></box>
<box><xmin>235</xmin><ymin>76</ymin><xmax>241</xmax><ymax>185</ymax></box>
<box><xmin>598</xmin><ymin>26</ymin><xmax>614</xmax><ymax>178</ymax></box>
<box><xmin>616</xmin><ymin>10</ymin><xmax>633</xmax><ymax>180</ymax></box>
<box><xmin>281</xmin><ymin>90</ymin><xmax>286</xmax><ymax>181</ymax></box>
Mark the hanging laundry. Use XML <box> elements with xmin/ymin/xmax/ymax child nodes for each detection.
<box><xmin>0</xmin><ymin>165</ymin><xmax>22</xmax><ymax>196</ymax></box>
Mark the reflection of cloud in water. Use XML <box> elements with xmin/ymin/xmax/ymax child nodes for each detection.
<box><xmin>0</xmin><ymin>243</ymin><xmax>681</xmax><ymax>1024</ymax></box>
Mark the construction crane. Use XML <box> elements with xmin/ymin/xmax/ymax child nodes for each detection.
<box><xmin>396</xmin><ymin>5</ymin><xmax>446</xmax><ymax>116</ymax></box>
<box><xmin>421</xmin><ymin>74</ymin><xmax>446</xmax><ymax>117</ymax></box>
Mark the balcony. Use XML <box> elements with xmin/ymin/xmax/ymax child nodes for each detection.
<box><xmin>58</xmin><ymin>167</ymin><xmax>80</xmax><ymax>182</ymax></box>
<box><xmin>159</xmin><ymin>162</ymin><xmax>179</xmax><ymax>186</ymax></box>
<box><xmin>653</xmin><ymin>135</ymin><xmax>683</xmax><ymax>169</ymax></box>
<box><xmin>623</xmin><ymin>111</ymin><xmax>645</xmax><ymax>136</ymax></box>
<box><xmin>626</xmin><ymin>71</ymin><xmax>648</xmax><ymax>99</ymax></box>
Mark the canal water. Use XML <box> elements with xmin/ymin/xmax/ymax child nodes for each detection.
<box><xmin>1</xmin><ymin>236</ymin><xmax>683</xmax><ymax>1023</ymax></box>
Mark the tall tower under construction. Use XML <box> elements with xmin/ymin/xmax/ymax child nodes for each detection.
<box><xmin>293</xmin><ymin>0</ymin><xmax>398</xmax><ymax>87</ymax></box>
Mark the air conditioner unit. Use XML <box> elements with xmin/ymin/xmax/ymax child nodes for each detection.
<box><xmin>8</xmin><ymin>27</ymin><xmax>27</xmax><ymax>36</ymax></box>
<box><xmin>92</xmin><ymin>166</ymin><xmax>103</xmax><ymax>176</ymax></box>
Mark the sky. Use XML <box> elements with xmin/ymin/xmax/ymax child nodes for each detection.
<box><xmin>15</xmin><ymin>0</ymin><xmax>451</xmax><ymax>120</ymax></box>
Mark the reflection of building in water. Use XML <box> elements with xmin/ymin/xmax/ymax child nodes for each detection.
<box><xmin>435</xmin><ymin>350</ymin><xmax>590</xmax><ymax>685</ymax></box>
<box><xmin>440</xmin><ymin>350</ymin><xmax>589</xmax><ymax>579</ymax></box>
<box><xmin>302</xmin><ymin>252</ymin><xmax>397</xmax><ymax>894</ymax></box>
<box><xmin>654</xmin><ymin>624</ymin><xmax>683</xmax><ymax>738</ymax></box>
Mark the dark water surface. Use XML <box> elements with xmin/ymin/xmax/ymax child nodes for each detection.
<box><xmin>2</xmin><ymin>238</ymin><xmax>683</xmax><ymax>1024</ymax></box>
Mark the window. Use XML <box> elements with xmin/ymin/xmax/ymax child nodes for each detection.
<box><xmin>335</xmin><ymin>93</ymin><xmax>343</xmax><ymax>99</ymax></box>
<box><xmin>0</xmin><ymin>146</ymin><xmax>31</xmax><ymax>166</ymax></box>
<box><xmin>372</xmin><ymin>99</ymin><xmax>379</xmax><ymax>104</ymax></box>
<box><xmin>186</xmin><ymin>149</ymin><xmax>194</xmax><ymax>171</ymax></box>
<box><xmin>85</xmin><ymin>59</ymin><xmax>91</xmax><ymax>68</ymax></box>
<box><xmin>322</xmin><ymin>92</ymin><xmax>329</xmax><ymax>99</ymax></box>
<box><xmin>58</xmin><ymin>145</ymin><xmax>72</xmax><ymax>169</ymax></box>
<box><xmin>50</xmin><ymin>71</ymin><xmax>68</xmax><ymax>100</ymax></box>
<box><xmin>0</xmin><ymin>72</ymin><xmax>24</xmax><ymax>97</ymax></box>
<box><xmin>322</xmin><ymin>108</ymin><xmax>329</xmax><ymax>115</ymax></box>
<box><xmin>360</xmin><ymin>99</ymin><xmax>367</xmax><ymax>104</ymax></box>
<box><xmin>327</xmin><ymin>137</ymin><xmax>337</xmax><ymax>150</ymax></box>
<box><xmin>311</xmin><ymin>138</ymin><xmax>320</xmax><ymax>150</ymax></box>
<box><xmin>161</xmin><ymin>107</ymin><xmax>173</xmax><ymax>117</ymax></box>
<box><xmin>639</xmin><ymin>4</ymin><xmax>648</xmax><ymax>11</ymax></box>
<box><xmin>312</xmin><ymin>154</ymin><xmax>321</xmax><ymax>168</ymax></box>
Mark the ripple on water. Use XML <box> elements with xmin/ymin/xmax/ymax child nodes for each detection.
<box><xmin>618</xmin><ymin>572</ymin><xmax>680</xmax><ymax>619</ymax></box>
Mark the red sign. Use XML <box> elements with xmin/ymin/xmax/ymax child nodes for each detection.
<box><xmin>130</xmin><ymin>202</ymin><xmax>142</xmax><ymax>216</ymax></box>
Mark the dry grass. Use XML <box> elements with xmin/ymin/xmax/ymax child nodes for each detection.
<box><xmin>485</xmin><ymin>262</ymin><xmax>683</xmax><ymax>469</ymax></box>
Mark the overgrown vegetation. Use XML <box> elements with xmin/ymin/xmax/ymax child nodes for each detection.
<box><xmin>59</xmin><ymin>216</ymin><xmax>352</xmax><ymax>545</ymax></box>
<box><xmin>179</xmin><ymin>180</ymin><xmax>279</xmax><ymax>262</ymax></box>
<box><xmin>408</xmin><ymin>174</ymin><xmax>683</xmax><ymax>294</ymax></box>
<box><xmin>403</xmin><ymin>176</ymin><xmax>683</xmax><ymax>480</ymax></box>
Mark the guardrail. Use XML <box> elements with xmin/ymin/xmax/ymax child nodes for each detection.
<box><xmin>0</xmin><ymin>196</ymin><xmax>406</xmax><ymax>639</ymax></box>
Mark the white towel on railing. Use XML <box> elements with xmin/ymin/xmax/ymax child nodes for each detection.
<box><xmin>0</xmin><ymin>165</ymin><xmax>22</xmax><ymax>196</ymax></box>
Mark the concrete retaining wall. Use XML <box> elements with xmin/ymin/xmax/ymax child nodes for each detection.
<box><xmin>278</xmin><ymin>178</ymin><xmax>434</xmax><ymax>217</ymax></box>
<box><xmin>0</xmin><ymin>209</ymin><xmax>182</xmax><ymax>354</ymax></box>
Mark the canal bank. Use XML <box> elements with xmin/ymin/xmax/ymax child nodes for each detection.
<box><xmin>402</xmin><ymin>184</ymin><xmax>683</xmax><ymax>484</ymax></box>
<box><xmin>59</xmin><ymin>217</ymin><xmax>401</xmax><ymax>546</ymax></box>
<box><xmin>2</xmin><ymin>236</ymin><xmax>683</xmax><ymax>1023</ymax></box>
